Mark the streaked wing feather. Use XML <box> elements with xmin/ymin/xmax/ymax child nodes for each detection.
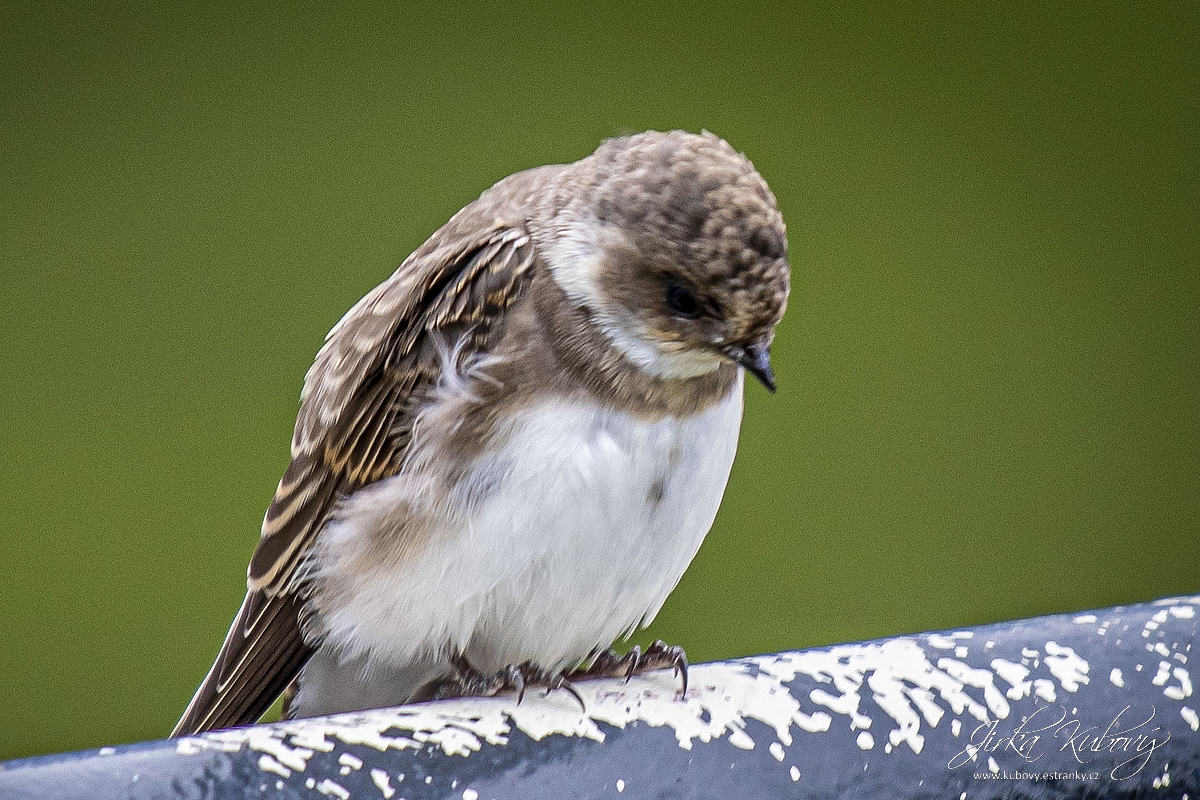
<box><xmin>172</xmin><ymin>591</ymin><xmax>309</xmax><ymax>736</ymax></box>
<box><xmin>172</xmin><ymin>220</ymin><xmax>537</xmax><ymax>737</ymax></box>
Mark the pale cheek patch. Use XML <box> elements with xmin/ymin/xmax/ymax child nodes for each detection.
<box><xmin>544</xmin><ymin>217</ymin><xmax>723</xmax><ymax>381</ymax></box>
<box><xmin>541</xmin><ymin>214</ymin><xmax>609</xmax><ymax>313</ymax></box>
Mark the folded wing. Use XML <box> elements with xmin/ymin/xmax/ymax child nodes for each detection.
<box><xmin>172</xmin><ymin>215</ymin><xmax>537</xmax><ymax>736</ymax></box>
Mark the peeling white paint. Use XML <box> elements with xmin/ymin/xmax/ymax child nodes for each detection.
<box><xmin>369</xmin><ymin>767</ymin><xmax>394</xmax><ymax>798</ymax></box>
<box><xmin>176</xmin><ymin>645</ymin><xmax>1076</xmax><ymax>773</ymax></box>
<box><xmin>315</xmin><ymin>777</ymin><xmax>350</xmax><ymax>799</ymax></box>
<box><xmin>936</xmin><ymin>658</ymin><xmax>1010</xmax><ymax>718</ymax></box>
<box><xmin>258</xmin><ymin>754</ymin><xmax>291</xmax><ymax>778</ymax></box>
<box><xmin>1181</xmin><ymin>706</ymin><xmax>1199</xmax><ymax>731</ymax></box>
<box><xmin>796</xmin><ymin>710</ymin><xmax>833</xmax><ymax>733</ymax></box>
<box><xmin>1043</xmin><ymin>642</ymin><xmax>1089</xmax><ymax>692</ymax></box>
<box><xmin>991</xmin><ymin>658</ymin><xmax>1031</xmax><ymax>701</ymax></box>
<box><xmin>1164</xmin><ymin>666</ymin><xmax>1193</xmax><ymax>701</ymax></box>
<box><xmin>169</xmin><ymin>596</ymin><xmax>1200</xmax><ymax>788</ymax></box>
<box><xmin>727</xmin><ymin>727</ymin><xmax>755</xmax><ymax>750</ymax></box>
<box><xmin>1153</xmin><ymin>661</ymin><xmax>1173</xmax><ymax>686</ymax></box>
<box><xmin>809</xmin><ymin>688</ymin><xmax>870</xmax><ymax>729</ymax></box>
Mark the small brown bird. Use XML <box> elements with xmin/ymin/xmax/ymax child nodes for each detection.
<box><xmin>173</xmin><ymin>130</ymin><xmax>790</xmax><ymax>736</ymax></box>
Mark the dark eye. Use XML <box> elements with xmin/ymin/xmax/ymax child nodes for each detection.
<box><xmin>666</xmin><ymin>285</ymin><xmax>700</xmax><ymax>318</ymax></box>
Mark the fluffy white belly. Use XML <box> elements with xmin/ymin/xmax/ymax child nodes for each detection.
<box><xmin>299</xmin><ymin>376</ymin><xmax>743</xmax><ymax>714</ymax></box>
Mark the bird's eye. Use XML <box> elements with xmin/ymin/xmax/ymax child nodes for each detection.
<box><xmin>666</xmin><ymin>285</ymin><xmax>700</xmax><ymax>318</ymax></box>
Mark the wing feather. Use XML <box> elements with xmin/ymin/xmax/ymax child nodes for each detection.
<box><xmin>172</xmin><ymin>218</ymin><xmax>537</xmax><ymax>737</ymax></box>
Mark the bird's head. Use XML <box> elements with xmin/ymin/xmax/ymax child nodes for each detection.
<box><xmin>541</xmin><ymin>130</ymin><xmax>790</xmax><ymax>392</ymax></box>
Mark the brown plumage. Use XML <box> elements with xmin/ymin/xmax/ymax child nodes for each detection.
<box><xmin>173</xmin><ymin>219</ymin><xmax>537</xmax><ymax>736</ymax></box>
<box><xmin>172</xmin><ymin>131</ymin><xmax>789</xmax><ymax>736</ymax></box>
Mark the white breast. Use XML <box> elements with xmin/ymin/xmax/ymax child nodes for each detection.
<box><xmin>300</xmin><ymin>375</ymin><xmax>744</xmax><ymax>714</ymax></box>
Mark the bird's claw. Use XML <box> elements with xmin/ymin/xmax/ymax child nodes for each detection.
<box><xmin>569</xmin><ymin>640</ymin><xmax>689</xmax><ymax>697</ymax></box>
<box><xmin>428</xmin><ymin>657</ymin><xmax>585</xmax><ymax>711</ymax></box>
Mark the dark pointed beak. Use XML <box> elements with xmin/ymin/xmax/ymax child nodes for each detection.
<box><xmin>724</xmin><ymin>342</ymin><xmax>777</xmax><ymax>393</ymax></box>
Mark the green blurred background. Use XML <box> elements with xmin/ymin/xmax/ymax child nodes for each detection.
<box><xmin>1</xmin><ymin>2</ymin><xmax>1196</xmax><ymax>761</ymax></box>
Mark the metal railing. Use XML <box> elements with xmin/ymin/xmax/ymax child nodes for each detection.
<box><xmin>2</xmin><ymin>595</ymin><xmax>1197</xmax><ymax>799</ymax></box>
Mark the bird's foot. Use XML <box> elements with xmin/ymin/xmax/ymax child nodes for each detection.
<box><xmin>568</xmin><ymin>640</ymin><xmax>689</xmax><ymax>696</ymax></box>
<box><xmin>426</xmin><ymin>655</ymin><xmax>585</xmax><ymax>710</ymax></box>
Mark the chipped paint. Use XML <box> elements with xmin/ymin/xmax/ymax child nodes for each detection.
<box><xmin>1164</xmin><ymin>666</ymin><xmax>1194</xmax><ymax>700</ymax></box>
<box><xmin>1182</xmin><ymin>706</ymin><xmax>1199</xmax><ymax>731</ymax></box>
<box><xmin>258</xmin><ymin>753</ymin><xmax>291</xmax><ymax>778</ymax></box>
<box><xmin>174</xmin><ymin>597</ymin><xmax>1200</xmax><ymax>785</ymax></box>
<box><xmin>1043</xmin><ymin>641</ymin><xmax>1089</xmax><ymax>691</ymax></box>
<box><xmin>369</xmin><ymin>767</ymin><xmax>394</xmax><ymax>798</ymax></box>
<box><xmin>314</xmin><ymin>777</ymin><xmax>350</xmax><ymax>799</ymax></box>
<box><xmin>128</xmin><ymin>595</ymin><xmax>1200</xmax><ymax>798</ymax></box>
<box><xmin>990</xmin><ymin>658</ymin><xmax>1030</xmax><ymax>700</ymax></box>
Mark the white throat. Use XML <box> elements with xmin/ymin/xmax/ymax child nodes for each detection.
<box><xmin>543</xmin><ymin>216</ymin><xmax>724</xmax><ymax>381</ymax></box>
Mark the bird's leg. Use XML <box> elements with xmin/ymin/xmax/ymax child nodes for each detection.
<box><xmin>567</xmin><ymin>640</ymin><xmax>689</xmax><ymax>696</ymax></box>
<box><xmin>423</xmin><ymin>654</ymin><xmax>585</xmax><ymax>710</ymax></box>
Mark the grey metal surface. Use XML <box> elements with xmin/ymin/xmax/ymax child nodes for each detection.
<box><xmin>2</xmin><ymin>595</ymin><xmax>1197</xmax><ymax>799</ymax></box>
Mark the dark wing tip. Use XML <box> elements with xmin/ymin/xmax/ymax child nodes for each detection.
<box><xmin>171</xmin><ymin>591</ymin><xmax>312</xmax><ymax>737</ymax></box>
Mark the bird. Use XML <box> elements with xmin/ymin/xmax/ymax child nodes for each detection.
<box><xmin>172</xmin><ymin>130</ymin><xmax>790</xmax><ymax>736</ymax></box>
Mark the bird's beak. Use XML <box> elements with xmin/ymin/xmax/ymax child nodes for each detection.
<box><xmin>723</xmin><ymin>341</ymin><xmax>777</xmax><ymax>393</ymax></box>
